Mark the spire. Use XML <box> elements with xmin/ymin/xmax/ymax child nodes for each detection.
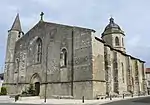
<box><xmin>10</xmin><ymin>13</ymin><xmax>22</xmax><ymax>32</ymax></box>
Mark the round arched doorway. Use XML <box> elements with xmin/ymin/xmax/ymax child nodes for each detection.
<box><xmin>30</xmin><ymin>73</ymin><xmax>41</xmax><ymax>96</ymax></box>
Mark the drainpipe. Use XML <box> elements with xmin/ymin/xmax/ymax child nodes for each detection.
<box><xmin>71</xmin><ymin>28</ymin><xmax>74</xmax><ymax>96</ymax></box>
<box><xmin>44</xmin><ymin>33</ymin><xmax>49</xmax><ymax>103</ymax></box>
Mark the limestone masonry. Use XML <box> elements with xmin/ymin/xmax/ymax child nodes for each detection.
<box><xmin>3</xmin><ymin>13</ymin><xmax>147</xmax><ymax>99</ymax></box>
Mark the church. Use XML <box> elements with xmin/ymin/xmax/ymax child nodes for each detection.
<box><xmin>3</xmin><ymin>13</ymin><xmax>147</xmax><ymax>99</ymax></box>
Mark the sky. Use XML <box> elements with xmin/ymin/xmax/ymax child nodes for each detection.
<box><xmin>0</xmin><ymin>0</ymin><xmax>150</xmax><ymax>73</ymax></box>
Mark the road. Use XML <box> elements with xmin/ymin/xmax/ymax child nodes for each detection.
<box><xmin>0</xmin><ymin>103</ymin><xmax>43</xmax><ymax>105</ymax></box>
<box><xmin>0</xmin><ymin>96</ymin><xmax>150</xmax><ymax>105</ymax></box>
<box><xmin>101</xmin><ymin>96</ymin><xmax>150</xmax><ymax>105</ymax></box>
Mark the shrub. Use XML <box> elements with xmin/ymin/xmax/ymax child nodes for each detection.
<box><xmin>21</xmin><ymin>84</ymin><xmax>36</xmax><ymax>96</ymax></box>
<box><xmin>27</xmin><ymin>84</ymin><xmax>36</xmax><ymax>96</ymax></box>
<box><xmin>0</xmin><ymin>87</ymin><xmax>7</xmax><ymax>95</ymax></box>
<box><xmin>21</xmin><ymin>90</ymin><xmax>27</xmax><ymax>95</ymax></box>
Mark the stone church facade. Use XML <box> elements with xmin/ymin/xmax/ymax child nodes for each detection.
<box><xmin>3</xmin><ymin>13</ymin><xmax>147</xmax><ymax>99</ymax></box>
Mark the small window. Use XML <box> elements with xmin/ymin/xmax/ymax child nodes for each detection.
<box><xmin>18</xmin><ymin>32</ymin><xmax>21</xmax><ymax>38</ymax></box>
<box><xmin>18</xmin><ymin>34</ymin><xmax>20</xmax><ymax>38</ymax></box>
<box><xmin>122</xmin><ymin>38</ymin><xmax>124</xmax><ymax>46</ymax></box>
<box><xmin>15</xmin><ymin>58</ymin><xmax>19</xmax><ymax>73</ymax></box>
<box><xmin>36</xmin><ymin>38</ymin><xmax>42</xmax><ymax>63</ymax></box>
<box><xmin>115</xmin><ymin>37</ymin><xmax>119</xmax><ymax>46</ymax></box>
<box><xmin>60</xmin><ymin>48</ymin><xmax>67</xmax><ymax>67</ymax></box>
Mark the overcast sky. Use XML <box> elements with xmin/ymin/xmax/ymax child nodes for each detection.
<box><xmin>0</xmin><ymin>0</ymin><xmax>150</xmax><ymax>72</ymax></box>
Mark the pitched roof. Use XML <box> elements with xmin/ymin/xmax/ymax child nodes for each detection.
<box><xmin>10</xmin><ymin>13</ymin><xmax>22</xmax><ymax>32</ymax></box>
<box><xmin>146</xmin><ymin>68</ymin><xmax>150</xmax><ymax>73</ymax></box>
<box><xmin>95</xmin><ymin>36</ymin><xmax>145</xmax><ymax>63</ymax></box>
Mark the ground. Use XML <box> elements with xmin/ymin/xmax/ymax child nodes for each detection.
<box><xmin>0</xmin><ymin>95</ymin><xmax>150</xmax><ymax>105</ymax></box>
<box><xmin>101</xmin><ymin>96</ymin><xmax>150</xmax><ymax>105</ymax></box>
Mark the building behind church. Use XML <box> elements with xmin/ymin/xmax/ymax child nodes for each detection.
<box><xmin>3</xmin><ymin>13</ymin><xmax>147</xmax><ymax>99</ymax></box>
<box><xmin>146</xmin><ymin>68</ymin><xmax>150</xmax><ymax>94</ymax></box>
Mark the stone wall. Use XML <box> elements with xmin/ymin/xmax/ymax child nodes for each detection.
<box><xmin>131</xmin><ymin>59</ymin><xmax>137</xmax><ymax>94</ymax></box>
<box><xmin>4</xmin><ymin>30</ymin><xmax>23</xmax><ymax>94</ymax></box>
<box><xmin>102</xmin><ymin>35</ymin><xmax>113</xmax><ymax>47</ymax></box>
<box><xmin>92</xmin><ymin>35</ymin><xmax>106</xmax><ymax>98</ymax></box>
<box><xmin>104</xmin><ymin>46</ymin><xmax>111</xmax><ymax>95</ymax></box>
<box><xmin>73</xmin><ymin>27</ymin><xmax>93</xmax><ymax>99</ymax></box>
<box><xmin>11</xmin><ymin>22</ymin><xmax>94</xmax><ymax>99</ymax></box>
<box><xmin>110</xmin><ymin>47</ymin><xmax>114</xmax><ymax>94</ymax></box>
<box><xmin>117</xmin><ymin>53</ymin><xmax>127</xmax><ymax>94</ymax></box>
<box><xmin>137</xmin><ymin>61</ymin><xmax>145</xmax><ymax>93</ymax></box>
<box><xmin>5</xmin><ymin>19</ymin><xmax>146</xmax><ymax>99</ymax></box>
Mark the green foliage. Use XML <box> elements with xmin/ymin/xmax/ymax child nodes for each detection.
<box><xmin>21</xmin><ymin>84</ymin><xmax>36</xmax><ymax>96</ymax></box>
<box><xmin>0</xmin><ymin>87</ymin><xmax>7</xmax><ymax>95</ymax></box>
<box><xmin>27</xmin><ymin>84</ymin><xmax>36</xmax><ymax>96</ymax></box>
<box><xmin>21</xmin><ymin>90</ymin><xmax>27</xmax><ymax>95</ymax></box>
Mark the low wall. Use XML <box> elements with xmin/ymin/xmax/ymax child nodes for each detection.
<box><xmin>0</xmin><ymin>96</ymin><xmax>14</xmax><ymax>103</ymax></box>
<box><xmin>19</xmin><ymin>96</ymin><xmax>40</xmax><ymax>101</ymax></box>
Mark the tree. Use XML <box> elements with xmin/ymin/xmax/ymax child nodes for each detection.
<box><xmin>0</xmin><ymin>87</ymin><xmax>7</xmax><ymax>95</ymax></box>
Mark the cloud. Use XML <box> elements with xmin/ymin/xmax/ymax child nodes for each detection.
<box><xmin>0</xmin><ymin>0</ymin><xmax>150</xmax><ymax>73</ymax></box>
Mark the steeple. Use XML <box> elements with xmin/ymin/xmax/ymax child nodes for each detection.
<box><xmin>4</xmin><ymin>13</ymin><xmax>23</xmax><ymax>85</ymax></box>
<box><xmin>10</xmin><ymin>13</ymin><xmax>22</xmax><ymax>32</ymax></box>
<box><xmin>101</xmin><ymin>17</ymin><xmax>126</xmax><ymax>53</ymax></box>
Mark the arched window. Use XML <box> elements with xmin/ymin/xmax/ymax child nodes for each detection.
<box><xmin>60</xmin><ymin>48</ymin><xmax>67</xmax><ymax>67</ymax></box>
<box><xmin>115</xmin><ymin>37</ymin><xmax>119</xmax><ymax>46</ymax></box>
<box><xmin>36</xmin><ymin>38</ymin><xmax>42</xmax><ymax>63</ymax></box>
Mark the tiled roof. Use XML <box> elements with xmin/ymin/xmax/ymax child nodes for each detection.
<box><xmin>95</xmin><ymin>36</ymin><xmax>145</xmax><ymax>63</ymax></box>
<box><xmin>146</xmin><ymin>68</ymin><xmax>150</xmax><ymax>73</ymax></box>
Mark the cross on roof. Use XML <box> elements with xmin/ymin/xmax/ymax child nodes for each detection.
<box><xmin>40</xmin><ymin>12</ymin><xmax>44</xmax><ymax>21</ymax></box>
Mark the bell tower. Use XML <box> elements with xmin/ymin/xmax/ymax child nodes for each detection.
<box><xmin>101</xmin><ymin>17</ymin><xmax>126</xmax><ymax>53</ymax></box>
<box><xmin>4</xmin><ymin>14</ymin><xmax>23</xmax><ymax>85</ymax></box>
